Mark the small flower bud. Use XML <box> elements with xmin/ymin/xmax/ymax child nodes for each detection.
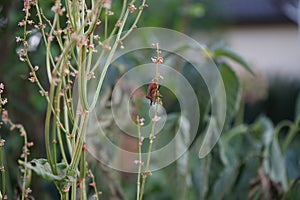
<box><xmin>0</xmin><ymin>139</ymin><xmax>6</xmax><ymax>147</ymax></box>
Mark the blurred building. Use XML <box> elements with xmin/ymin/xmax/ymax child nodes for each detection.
<box><xmin>199</xmin><ymin>0</ymin><xmax>300</xmax><ymax>123</ymax></box>
<box><xmin>219</xmin><ymin>0</ymin><xmax>300</xmax><ymax>80</ymax></box>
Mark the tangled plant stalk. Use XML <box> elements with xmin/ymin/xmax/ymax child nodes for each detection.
<box><xmin>0</xmin><ymin>83</ymin><xmax>33</xmax><ymax>200</ymax></box>
<box><xmin>16</xmin><ymin>0</ymin><xmax>148</xmax><ymax>199</ymax></box>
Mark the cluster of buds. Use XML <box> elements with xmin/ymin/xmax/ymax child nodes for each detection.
<box><xmin>71</xmin><ymin>33</ymin><xmax>88</xmax><ymax>47</ymax></box>
<box><xmin>151</xmin><ymin>43</ymin><xmax>164</xmax><ymax>65</ymax></box>
<box><xmin>0</xmin><ymin>83</ymin><xmax>7</xmax><ymax>109</ymax></box>
<box><xmin>139</xmin><ymin>136</ymin><xmax>144</xmax><ymax>146</ymax></box>
<box><xmin>51</xmin><ymin>3</ymin><xmax>66</xmax><ymax>16</ymax></box>
<box><xmin>0</xmin><ymin>83</ymin><xmax>4</xmax><ymax>94</ymax></box>
<box><xmin>0</xmin><ymin>139</ymin><xmax>5</xmax><ymax>147</ymax></box>
<box><xmin>20</xmin><ymin>144</ymin><xmax>31</xmax><ymax>158</ymax></box>
<box><xmin>107</xmin><ymin>10</ymin><xmax>114</xmax><ymax>16</ymax></box>
<box><xmin>138</xmin><ymin>117</ymin><xmax>145</xmax><ymax>126</ymax></box>
<box><xmin>87</xmin><ymin>43</ymin><xmax>96</xmax><ymax>52</ymax></box>
<box><xmin>151</xmin><ymin>56</ymin><xmax>163</xmax><ymax>65</ymax></box>
<box><xmin>102</xmin><ymin>42</ymin><xmax>111</xmax><ymax>52</ymax></box>
<box><xmin>149</xmin><ymin>134</ymin><xmax>156</xmax><ymax>144</ymax></box>
<box><xmin>39</xmin><ymin>90</ymin><xmax>48</xmax><ymax>97</ymax></box>
<box><xmin>134</xmin><ymin>160</ymin><xmax>144</xmax><ymax>166</ymax></box>
<box><xmin>23</xmin><ymin>188</ymin><xmax>32</xmax><ymax>199</ymax></box>
<box><xmin>139</xmin><ymin>4</ymin><xmax>149</xmax><ymax>10</ymax></box>
<box><xmin>88</xmin><ymin>170</ymin><xmax>103</xmax><ymax>198</ymax></box>
<box><xmin>103</xmin><ymin>0</ymin><xmax>112</xmax><ymax>9</ymax></box>
<box><xmin>28</xmin><ymin>72</ymin><xmax>36</xmax><ymax>83</ymax></box>
<box><xmin>0</xmin><ymin>83</ymin><xmax>7</xmax><ymax>107</ymax></box>
<box><xmin>17</xmin><ymin>48</ymin><xmax>26</xmax><ymax>62</ymax></box>
<box><xmin>23</xmin><ymin>0</ymin><xmax>37</xmax><ymax>12</ymax></box>
<box><xmin>87</xmin><ymin>71</ymin><xmax>96</xmax><ymax>80</ymax></box>
<box><xmin>116</xmin><ymin>20</ymin><xmax>122</xmax><ymax>28</ymax></box>
<box><xmin>142</xmin><ymin>170</ymin><xmax>152</xmax><ymax>178</ymax></box>
<box><xmin>151</xmin><ymin>115</ymin><xmax>161</xmax><ymax>122</ymax></box>
<box><xmin>128</xmin><ymin>4</ymin><xmax>137</xmax><ymax>13</ymax></box>
<box><xmin>0</xmin><ymin>165</ymin><xmax>4</xmax><ymax>173</ymax></box>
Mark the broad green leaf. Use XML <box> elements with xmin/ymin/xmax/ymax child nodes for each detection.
<box><xmin>219</xmin><ymin>124</ymin><xmax>248</xmax><ymax>166</ymax></box>
<box><xmin>259</xmin><ymin>117</ymin><xmax>288</xmax><ymax>190</ymax></box>
<box><xmin>212</xmin><ymin>166</ymin><xmax>239</xmax><ymax>200</ymax></box>
<box><xmin>175</xmin><ymin>116</ymin><xmax>191</xmax><ymax>199</ymax></box>
<box><xmin>198</xmin><ymin>116</ymin><xmax>221</xmax><ymax>158</ymax></box>
<box><xmin>19</xmin><ymin>159</ymin><xmax>64</xmax><ymax>181</ymax></box>
<box><xmin>198</xmin><ymin>62</ymin><xmax>228</xmax><ymax>158</ymax></box>
<box><xmin>284</xmin><ymin>150</ymin><xmax>300</xmax><ymax>179</ymax></box>
<box><xmin>200</xmin><ymin>155</ymin><xmax>211</xmax><ymax>199</ymax></box>
<box><xmin>181</xmin><ymin>63</ymin><xmax>211</xmax><ymax>130</ymax></box>
<box><xmin>175</xmin><ymin>116</ymin><xmax>190</xmax><ymax>175</ymax></box>
<box><xmin>219</xmin><ymin>62</ymin><xmax>242</xmax><ymax>129</ymax></box>
<box><xmin>212</xmin><ymin>48</ymin><xmax>254</xmax><ymax>75</ymax></box>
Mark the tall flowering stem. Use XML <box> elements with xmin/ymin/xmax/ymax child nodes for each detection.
<box><xmin>0</xmin><ymin>83</ymin><xmax>6</xmax><ymax>199</ymax></box>
<box><xmin>138</xmin><ymin>43</ymin><xmax>163</xmax><ymax>200</ymax></box>
<box><xmin>18</xmin><ymin>0</ymin><xmax>148</xmax><ymax>199</ymax></box>
<box><xmin>135</xmin><ymin>116</ymin><xmax>144</xmax><ymax>200</ymax></box>
<box><xmin>0</xmin><ymin>83</ymin><xmax>33</xmax><ymax>200</ymax></box>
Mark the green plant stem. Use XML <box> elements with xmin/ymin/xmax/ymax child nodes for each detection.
<box><xmin>21</xmin><ymin>129</ymin><xmax>28</xmax><ymax>200</ymax></box>
<box><xmin>89</xmin><ymin>7</ymin><xmax>131</xmax><ymax>111</ymax></box>
<box><xmin>136</xmin><ymin>116</ymin><xmax>142</xmax><ymax>200</ymax></box>
<box><xmin>35</xmin><ymin>3</ymin><xmax>56</xmax><ymax>81</ymax></box>
<box><xmin>139</xmin><ymin>44</ymin><xmax>160</xmax><ymax>200</ymax></box>
<box><xmin>55</xmin><ymin>82</ymin><xmax>68</xmax><ymax>164</ymax></box>
<box><xmin>71</xmin><ymin>181</ymin><xmax>77</xmax><ymax>200</ymax></box>
<box><xmin>88</xmin><ymin>170</ymin><xmax>100</xmax><ymax>200</ymax></box>
<box><xmin>61</xmin><ymin>191</ymin><xmax>69</xmax><ymax>200</ymax></box>
<box><xmin>120</xmin><ymin>0</ymin><xmax>147</xmax><ymax>41</ymax></box>
<box><xmin>69</xmin><ymin>113</ymin><xmax>89</xmax><ymax>171</ymax></box>
<box><xmin>105</xmin><ymin>8</ymin><xmax>108</xmax><ymax>40</ymax></box>
<box><xmin>108</xmin><ymin>0</ymin><xmax>127</xmax><ymax>38</ymax></box>
<box><xmin>65</xmin><ymin>0</ymin><xmax>75</xmax><ymax>29</ymax></box>
<box><xmin>3</xmin><ymin>121</ymin><xmax>29</xmax><ymax>200</ymax></box>
<box><xmin>80</xmin><ymin>150</ymin><xmax>87</xmax><ymax>200</ymax></box>
<box><xmin>45</xmin><ymin>83</ymin><xmax>58</xmax><ymax>174</ymax></box>
<box><xmin>78</xmin><ymin>46</ymin><xmax>89</xmax><ymax>110</ymax></box>
<box><xmin>0</xmin><ymin>137</ymin><xmax>5</xmax><ymax>198</ymax></box>
<box><xmin>63</xmin><ymin>98</ymin><xmax>73</xmax><ymax>155</ymax></box>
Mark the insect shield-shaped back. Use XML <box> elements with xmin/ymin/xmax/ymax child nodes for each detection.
<box><xmin>146</xmin><ymin>80</ymin><xmax>161</xmax><ymax>106</ymax></box>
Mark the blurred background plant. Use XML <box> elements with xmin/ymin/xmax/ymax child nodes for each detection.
<box><xmin>0</xmin><ymin>0</ymin><xmax>300</xmax><ymax>199</ymax></box>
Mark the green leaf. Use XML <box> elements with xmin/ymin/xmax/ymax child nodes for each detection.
<box><xmin>219</xmin><ymin>63</ymin><xmax>242</xmax><ymax>129</ymax></box>
<box><xmin>175</xmin><ymin>116</ymin><xmax>191</xmax><ymax>199</ymax></box>
<box><xmin>198</xmin><ymin>116</ymin><xmax>221</xmax><ymax>158</ymax></box>
<box><xmin>212</xmin><ymin>48</ymin><xmax>254</xmax><ymax>75</ymax></box>
<box><xmin>219</xmin><ymin>124</ymin><xmax>248</xmax><ymax>166</ymax></box>
<box><xmin>19</xmin><ymin>159</ymin><xmax>66</xmax><ymax>181</ymax></box>
<box><xmin>258</xmin><ymin>117</ymin><xmax>288</xmax><ymax>190</ymax></box>
<box><xmin>212</xmin><ymin>165</ymin><xmax>239</xmax><ymax>199</ymax></box>
<box><xmin>198</xmin><ymin>71</ymin><xmax>227</xmax><ymax>158</ymax></box>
